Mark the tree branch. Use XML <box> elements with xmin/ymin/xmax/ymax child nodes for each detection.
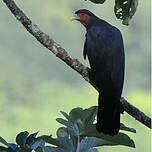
<box><xmin>2</xmin><ymin>0</ymin><xmax>151</xmax><ymax>129</ymax></box>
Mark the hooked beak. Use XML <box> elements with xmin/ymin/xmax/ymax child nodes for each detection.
<box><xmin>70</xmin><ymin>14</ymin><xmax>80</xmax><ymax>22</ymax></box>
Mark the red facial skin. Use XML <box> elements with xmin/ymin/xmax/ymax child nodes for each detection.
<box><xmin>77</xmin><ymin>13</ymin><xmax>88</xmax><ymax>26</ymax></box>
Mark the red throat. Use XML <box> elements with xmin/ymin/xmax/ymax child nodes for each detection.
<box><xmin>81</xmin><ymin>21</ymin><xmax>86</xmax><ymax>26</ymax></box>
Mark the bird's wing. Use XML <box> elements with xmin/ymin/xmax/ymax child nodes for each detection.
<box><xmin>83</xmin><ymin>39</ymin><xmax>87</xmax><ymax>60</ymax></box>
<box><xmin>111</xmin><ymin>34</ymin><xmax>125</xmax><ymax>96</ymax></box>
<box><xmin>85</xmin><ymin>26</ymin><xmax>125</xmax><ymax>95</ymax></box>
<box><xmin>86</xmin><ymin>26</ymin><xmax>114</xmax><ymax>64</ymax></box>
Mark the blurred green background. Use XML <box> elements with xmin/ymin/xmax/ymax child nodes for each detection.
<box><xmin>0</xmin><ymin>0</ymin><xmax>151</xmax><ymax>151</ymax></box>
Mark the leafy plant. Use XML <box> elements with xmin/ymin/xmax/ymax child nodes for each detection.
<box><xmin>84</xmin><ymin>0</ymin><xmax>106</xmax><ymax>4</ymax></box>
<box><xmin>114</xmin><ymin>0</ymin><xmax>139</xmax><ymax>25</ymax></box>
<box><xmin>0</xmin><ymin>131</ymin><xmax>44</xmax><ymax>152</ymax></box>
<box><xmin>84</xmin><ymin>0</ymin><xmax>139</xmax><ymax>25</ymax></box>
<box><xmin>38</xmin><ymin>106</ymin><xmax>136</xmax><ymax>151</ymax></box>
<box><xmin>0</xmin><ymin>106</ymin><xmax>136</xmax><ymax>152</ymax></box>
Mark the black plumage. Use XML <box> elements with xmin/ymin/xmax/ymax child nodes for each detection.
<box><xmin>71</xmin><ymin>9</ymin><xmax>125</xmax><ymax>135</ymax></box>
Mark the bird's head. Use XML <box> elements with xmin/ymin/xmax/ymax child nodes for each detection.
<box><xmin>70</xmin><ymin>9</ymin><xmax>96</xmax><ymax>27</ymax></box>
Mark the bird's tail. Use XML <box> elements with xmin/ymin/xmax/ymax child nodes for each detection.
<box><xmin>96</xmin><ymin>92</ymin><xmax>124</xmax><ymax>135</ymax></box>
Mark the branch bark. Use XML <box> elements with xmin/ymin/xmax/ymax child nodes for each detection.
<box><xmin>2</xmin><ymin>0</ymin><xmax>151</xmax><ymax>129</ymax></box>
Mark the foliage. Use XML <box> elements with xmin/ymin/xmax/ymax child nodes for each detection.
<box><xmin>85</xmin><ymin>0</ymin><xmax>106</xmax><ymax>4</ymax></box>
<box><xmin>84</xmin><ymin>0</ymin><xmax>139</xmax><ymax>25</ymax></box>
<box><xmin>114</xmin><ymin>0</ymin><xmax>139</xmax><ymax>25</ymax></box>
<box><xmin>0</xmin><ymin>131</ymin><xmax>44</xmax><ymax>152</ymax></box>
<box><xmin>0</xmin><ymin>107</ymin><xmax>136</xmax><ymax>152</ymax></box>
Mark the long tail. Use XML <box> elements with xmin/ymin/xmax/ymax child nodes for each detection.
<box><xmin>96</xmin><ymin>92</ymin><xmax>124</xmax><ymax>135</ymax></box>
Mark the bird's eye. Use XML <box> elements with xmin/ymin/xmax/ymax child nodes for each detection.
<box><xmin>77</xmin><ymin>13</ymin><xmax>87</xmax><ymax>19</ymax></box>
<box><xmin>78</xmin><ymin>13</ymin><xmax>85</xmax><ymax>17</ymax></box>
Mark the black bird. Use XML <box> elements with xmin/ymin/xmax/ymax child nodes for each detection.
<box><xmin>70</xmin><ymin>9</ymin><xmax>125</xmax><ymax>135</ymax></box>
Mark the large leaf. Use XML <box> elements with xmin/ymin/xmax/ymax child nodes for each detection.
<box><xmin>69</xmin><ymin>107</ymin><xmax>97</xmax><ymax>132</ymax></box>
<box><xmin>56</xmin><ymin>118</ymin><xmax>73</xmax><ymax>129</ymax></box>
<box><xmin>88</xmin><ymin>148</ymin><xmax>98</xmax><ymax>152</ymax></box>
<box><xmin>82</xmin><ymin>106</ymin><xmax>97</xmax><ymax>128</ymax></box>
<box><xmin>35</xmin><ymin>147</ymin><xmax>44</xmax><ymax>152</ymax></box>
<box><xmin>0</xmin><ymin>146</ymin><xmax>8</xmax><ymax>152</ymax></box>
<box><xmin>26</xmin><ymin>132</ymin><xmax>39</xmax><ymax>145</ymax></box>
<box><xmin>58</xmin><ymin>107</ymin><xmax>136</xmax><ymax>136</ymax></box>
<box><xmin>69</xmin><ymin>107</ymin><xmax>85</xmax><ymax>131</ymax></box>
<box><xmin>56</xmin><ymin>127</ymin><xmax>78</xmax><ymax>149</ymax></box>
<box><xmin>7</xmin><ymin>147</ymin><xmax>15</xmax><ymax>152</ymax></box>
<box><xmin>37</xmin><ymin>136</ymin><xmax>61</xmax><ymax>147</ymax></box>
<box><xmin>81</xmin><ymin>125</ymin><xmax>135</xmax><ymax>148</ymax></box>
<box><xmin>84</xmin><ymin>0</ymin><xmax>106</xmax><ymax>4</ymax></box>
<box><xmin>44</xmin><ymin>146</ymin><xmax>66</xmax><ymax>152</ymax></box>
<box><xmin>120</xmin><ymin>123</ymin><xmax>136</xmax><ymax>133</ymax></box>
<box><xmin>0</xmin><ymin>137</ymin><xmax>9</xmax><ymax>147</ymax></box>
<box><xmin>60</xmin><ymin>111</ymin><xmax>73</xmax><ymax>122</ymax></box>
<box><xmin>56</xmin><ymin>127</ymin><xmax>69</xmax><ymax>138</ymax></box>
<box><xmin>85</xmin><ymin>0</ymin><xmax>138</xmax><ymax>25</ymax></box>
<box><xmin>38</xmin><ymin>136</ymin><xmax>74</xmax><ymax>151</ymax></box>
<box><xmin>16</xmin><ymin>131</ymin><xmax>29</xmax><ymax>147</ymax></box>
<box><xmin>69</xmin><ymin>107</ymin><xmax>84</xmax><ymax>120</ymax></box>
<box><xmin>56</xmin><ymin>118</ymin><xmax>79</xmax><ymax>136</ymax></box>
<box><xmin>8</xmin><ymin>143</ymin><xmax>19</xmax><ymax>151</ymax></box>
<box><xmin>114</xmin><ymin>0</ymin><xmax>139</xmax><ymax>25</ymax></box>
<box><xmin>18</xmin><ymin>147</ymin><xmax>31</xmax><ymax>152</ymax></box>
<box><xmin>30</xmin><ymin>139</ymin><xmax>45</xmax><ymax>150</ymax></box>
<box><xmin>70</xmin><ymin>107</ymin><xmax>136</xmax><ymax>133</ymax></box>
<box><xmin>79</xmin><ymin>137</ymin><xmax>115</xmax><ymax>151</ymax></box>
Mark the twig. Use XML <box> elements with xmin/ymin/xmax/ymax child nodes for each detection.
<box><xmin>2</xmin><ymin>0</ymin><xmax>151</xmax><ymax>129</ymax></box>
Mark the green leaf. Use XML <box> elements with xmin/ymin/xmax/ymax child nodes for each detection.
<box><xmin>0</xmin><ymin>137</ymin><xmax>9</xmax><ymax>147</ymax></box>
<box><xmin>39</xmin><ymin>135</ymin><xmax>75</xmax><ymax>151</ymax></box>
<box><xmin>60</xmin><ymin>111</ymin><xmax>73</xmax><ymax>122</ymax></box>
<box><xmin>30</xmin><ymin>139</ymin><xmax>45</xmax><ymax>150</ymax></box>
<box><xmin>56</xmin><ymin>118</ymin><xmax>73</xmax><ymax>129</ymax></box>
<box><xmin>44</xmin><ymin>146</ymin><xmax>66</xmax><ymax>152</ymax></box>
<box><xmin>88</xmin><ymin>148</ymin><xmax>99</xmax><ymax>152</ymax></box>
<box><xmin>38</xmin><ymin>136</ymin><xmax>73</xmax><ymax>150</ymax></box>
<box><xmin>85</xmin><ymin>0</ymin><xmax>106</xmax><ymax>4</ymax></box>
<box><xmin>56</xmin><ymin>118</ymin><xmax>80</xmax><ymax>136</ymax></box>
<box><xmin>8</xmin><ymin>143</ymin><xmax>19</xmax><ymax>151</ymax></box>
<box><xmin>69</xmin><ymin>107</ymin><xmax>97</xmax><ymax>133</ymax></box>
<box><xmin>114</xmin><ymin>0</ymin><xmax>139</xmax><ymax>25</ymax></box>
<box><xmin>79</xmin><ymin>137</ymin><xmax>114</xmax><ymax>151</ymax></box>
<box><xmin>120</xmin><ymin>123</ymin><xmax>136</xmax><ymax>133</ymax></box>
<box><xmin>69</xmin><ymin>107</ymin><xmax>84</xmax><ymax>120</ymax></box>
<box><xmin>82</xmin><ymin>106</ymin><xmax>97</xmax><ymax>128</ymax></box>
<box><xmin>0</xmin><ymin>146</ymin><xmax>8</xmax><ymax>152</ymax></box>
<box><xmin>35</xmin><ymin>147</ymin><xmax>44</xmax><ymax>152</ymax></box>
<box><xmin>6</xmin><ymin>147</ymin><xmax>15</xmax><ymax>152</ymax></box>
<box><xmin>18</xmin><ymin>147</ymin><xmax>31</xmax><ymax>152</ymax></box>
<box><xmin>38</xmin><ymin>136</ymin><xmax>61</xmax><ymax>147</ymax></box>
<box><xmin>56</xmin><ymin>127</ymin><xmax>69</xmax><ymax>138</ymax></box>
<box><xmin>69</xmin><ymin>107</ymin><xmax>85</xmax><ymax>131</ymax></box>
<box><xmin>69</xmin><ymin>107</ymin><xmax>136</xmax><ymax>134</ymax></box>
<box><xmin>16</xmin><ymin>131</ymin><xmax>29</xmax><ymax>147</ymax></box>
<box><xmin>26</xmin><ymin>132</ymin><xmax>39</xmax><ymax>145</ymax></box>
<box><xmin>81</xmin><ymin>124</ymin><xmax>135</xmax><ymax>148</ymax></box>
<box><xmin>72</xmin><ymin>123</ymin><xmax>80</xmax><ymax>136</ymax></box>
